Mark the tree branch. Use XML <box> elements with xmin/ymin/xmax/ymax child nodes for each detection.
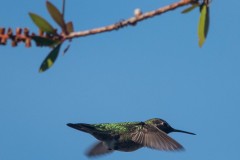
<box><xmin>0</xmin><ymin>0</ymin><xmax>196</xmax><ymax>47</ymax></box>
<box><xmin>64</xmin><ymin>0</ymin><xmax>195</xmax><ymax>40</ymax></box>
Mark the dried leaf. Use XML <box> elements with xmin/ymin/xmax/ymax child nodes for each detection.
<box><xmin>66</xmin><ymin>21</ymin><xmax>74</xmax><ymax>34</ymax></box>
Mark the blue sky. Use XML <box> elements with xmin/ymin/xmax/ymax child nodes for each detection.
<box><xmin>1</xmin><ymin>0</ymin><xmax>240</xmax><ymax>160</ymax></box>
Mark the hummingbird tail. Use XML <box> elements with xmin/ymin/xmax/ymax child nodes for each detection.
<box><xmin>67</xmin><ymin>123</ymin><xmax>96</xmax><ymax>133</ymax></box>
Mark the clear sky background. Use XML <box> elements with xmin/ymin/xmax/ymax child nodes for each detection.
<box><xmin>1</xmin><ymin>0</ymin><xmax>240</xmax><ymax>160</ymax></box>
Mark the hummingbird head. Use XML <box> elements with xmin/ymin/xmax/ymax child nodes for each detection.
<box><xmin>146</xmin><ymin>118</ymin><xmax>196</xmax><ymax>135</ymax></box>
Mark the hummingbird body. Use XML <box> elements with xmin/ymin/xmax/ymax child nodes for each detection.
<box><xmin>67</xmin><ymin>118</ymin><xmax>195</xmax><ymax>157</ymax></box>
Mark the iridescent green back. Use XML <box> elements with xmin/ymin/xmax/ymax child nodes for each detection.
<box><xmin>93</xmin><ymin>121</ymin><xmax>140</xmax><ymax>134</ymax></box>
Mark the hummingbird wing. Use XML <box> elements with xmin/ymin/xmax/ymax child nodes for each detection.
<box><xmin>131</xmin><ymin>123</ymin><xmax>184</xmax><ymax>151</ymax></box>
<box><xmin>86</xmin><ymin>141</ymin><xmax>113</xmax><ymax>157</ymax></box>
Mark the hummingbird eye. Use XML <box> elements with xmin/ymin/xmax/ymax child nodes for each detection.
<box><xmin>161</xmin><ymin>122</ymin><xmax>168</xmax><ymax>127</ymax></box>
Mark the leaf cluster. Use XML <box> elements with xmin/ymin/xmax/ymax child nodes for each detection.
<box><xmin>29</xmin><ymin>1</ymin><xmax>74</xmax><ymax>72</ymax></box>
<box><xmin>28</xmin><ymin>0</ymin><xmax>211</xmax><ymax>73</ymax></box>
<box><xmin>182</xmin><ymin>0</ymin><xmax>210</xmax><ymax>47</ymax></box>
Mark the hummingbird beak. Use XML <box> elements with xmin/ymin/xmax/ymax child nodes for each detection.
<box><xmin>172</xmin><ymin>128</ymin><xmax>196</xmax><ymax>135</ymax></box>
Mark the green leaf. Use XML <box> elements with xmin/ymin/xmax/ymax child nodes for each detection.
<box><xmin>29</xmin><ymin>12</ymin><xmax>55</xmax><ymax>33</ymax></box>
<box><xmin>32</xmin><ymin>36</ymin><xmax>59</xmax><ymax>47</ymax></box>
<box><xmin>198</xmin><ymin>4</ymin><xmax>209</xmax><ymax>47</ymax></box>
<box><xmin>182</xmin><ymin>4</ymin><xmax>200</xmax><ymax>14</ymax></box>
<box><xmin>46</xmin><ymin>1</ymin><xmax>66</xmax><ymax>32</ymax></box>
<box><xmin>66</xmin><ymin>21</ymin><xmax>74</xmax><ymax>34</ymax></box>
<box><xmin>39</xmin><ymin>44</ymin><xmax>61</xmax><ymax>72</ymax></box>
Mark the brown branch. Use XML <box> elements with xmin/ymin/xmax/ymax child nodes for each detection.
<box><xmin>64</xmin><ymin>0</ymin><xmax>196</xmax><ymax>40</ymax></box>
<box><xmin>0</xmin><ymin>28</ymin><xmax>33</xmax><ymax>47</ymax></box>
<box><xmin>0</xmin><ymin>0</ymin><xmax>196</xmax><ymax>47</ymax></box>
<box><xmin>0</xmin><ymin>27</ymin><xmax>59</xmax><ymax>47</ymax></box>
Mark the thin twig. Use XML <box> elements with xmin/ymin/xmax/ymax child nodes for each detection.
<box><xmin>62</xmin><ymin>0</ymin><xmax>65</xmax><ymax>18</ymax></box>
<box><xmin>64</xmin><ymin>0</ymin><xmax>195</xmax><ymax>40</ymax></box>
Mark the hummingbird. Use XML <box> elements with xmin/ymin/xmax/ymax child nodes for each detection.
<box><xmin>67</xmin><ymin>118</ymin><xmax>195</xmax><ymax>157</ymax></box>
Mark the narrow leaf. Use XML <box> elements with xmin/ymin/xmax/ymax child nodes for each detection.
<box><xmin>39</xmin><ymin>44</ymin><xmax>61</xmax><ymax>72</ymax></box>
<box><xmin>198</xmin><ymin>4</ymin><xmax>209</xmax><ymax>47</ymax></box>
<box><xmin>66</xmin><ymin>21</ymin><xmax>74</xmax><ymax>34</ymax></box>
<box><xmin>63</xmin><ymin>44</ymin><xmax>71</xmax><ymax>55</ymax></box>
<box><xmin>32</xmin><ymin>36</ymin><xmax>59</xmax><ymax>47</ymax></box>
<box><xmin>29</xmin><ymin>12</ymin><xmax>55</xmax><ymax>33</ymax></box>
<box><xmin>46</xmin><ymin>1</ymin><xmax>66</xmax><ymax>32</ymax></box>
<box><xmin>182</xmin><ymin>4</ymin><xmax>200</xmax><ymax>14</ymax></box>
<box><xmin>62</xmin><ymin>0</ymin><xmax>66</xmax><ymax>18</ymax></box>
